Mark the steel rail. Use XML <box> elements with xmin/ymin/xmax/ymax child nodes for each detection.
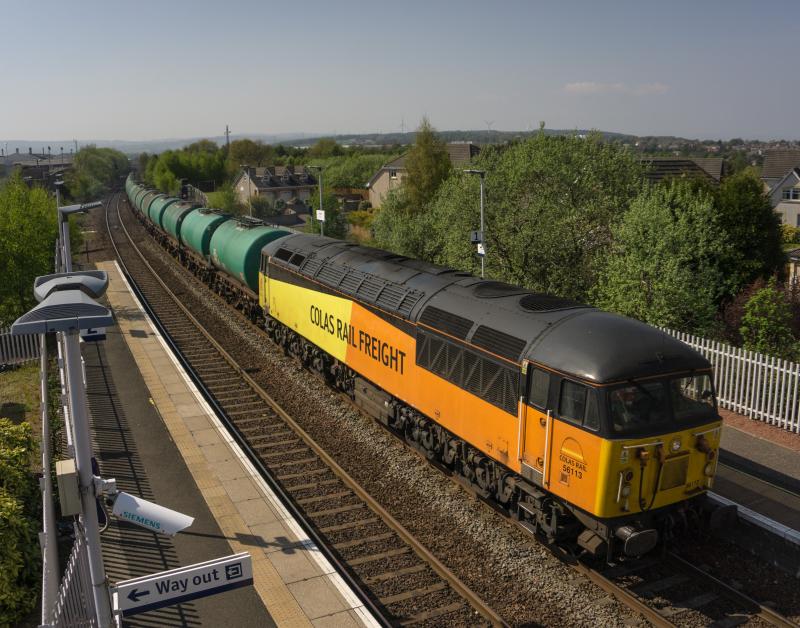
<box><xmin>106</xmin><ymin>192</ymin><xmax>507</xmax><ymax>627</ymax></box>
<box><xmin>666</xmin><ymin>552</ymin><xmax>799</xmax><ymax>628</ymax></box>
<box><xmin>566</xmin><ymin>557</ymin><xmax>676</xmax><ymax>628</ymax></box>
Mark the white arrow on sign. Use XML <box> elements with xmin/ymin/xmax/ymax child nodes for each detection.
<box><xmin>112</xmin><ymin>552</ymin><xmax>253</xmax><ymax>617</ymax></box>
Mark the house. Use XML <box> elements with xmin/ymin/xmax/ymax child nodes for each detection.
<box><xmin>641</xmin><ymin>157</ymin><xmax>726</xmax><ymax>186</ymax></box>
<box><xmin>365</xmin><ymin>142</ymin><xmax>481</xmax><ymax>208</ymax></box>
<box><xmin>767</xmin><ymin>168</ymin><xmax>800</xmax><ymax>226</ymax></box>
<box><xmin>760</xmin><ymin>150</ymin><xmax>800</xmax><ymax>225</ymax></box>
<box><xmin>233</xmin><ymin>165</ymin><xmax>317</xmax><ymax>208</ymax></box>
<box><xmin>761</xmin><ymin>150</ymin><xmax>800</xmax><ymax>191</ymax></box>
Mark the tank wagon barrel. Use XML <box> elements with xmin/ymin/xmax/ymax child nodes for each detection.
<box><xmin>161</xmin><ymin>200</ymin><xmax>198</xmax><ymax>242</ymax></box>
<box><xmin>148</xmin><ymin>195</ymin><xmax>179</xmax><ymax>229</ymax></box>
<box><xmin>180</xmin><ymin>208</ymin><xmax>230</xmax><ymax>258</ymax></box>
<box><xmin>209</xmin><ymin>218</ymin><xmax>291</xmax><ymax>293</ymax></box>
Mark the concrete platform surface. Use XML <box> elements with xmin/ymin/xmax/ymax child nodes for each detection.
<box><xmin>715</xmin><ymin>409</ymin><xmax>800</xmax><ymax>535</ymax></box>
<box><xmin>94</xmin><ymin>260</ymin><xmax>377</xmax><ymax>627</ymax></box>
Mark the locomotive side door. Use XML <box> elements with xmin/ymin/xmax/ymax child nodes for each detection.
<box><xmin>519</xmin><ymin>364</ymin><xmax>553</xmax><ymax>488</ymax></box>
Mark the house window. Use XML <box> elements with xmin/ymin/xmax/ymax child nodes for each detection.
<box><xmin>783</xmin><ymin>188</ymin><xmax>800</xmax><ymax>201</ymax></box>
<box><xmin>796</xmin><ymin>214</ymin><xmax>800</xmax><ymax>227</ymax></box>
<box><xmin>389</xmin><ymin>169</ymin><xmax>397</xmax><ymax>180</ymax></box>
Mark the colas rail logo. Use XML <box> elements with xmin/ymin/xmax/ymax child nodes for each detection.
<box><xmin>309</xmin><ymin>304</ymin><xmax>407</xmax><ymax>374</ymax></box>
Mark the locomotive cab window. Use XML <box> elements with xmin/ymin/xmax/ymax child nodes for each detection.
<box><xmin>609</xmin><ymin>374</ymin><xmax>717</xmax><ymax>435</ymax></box>
<box><xmin>527</xmin><ymin>368</ymin><xmax>550</xmax><ymax>409</ymax></box>
<box><xmin>670</xmin><ymin>374</ymin><xmax>716</xmax><ymax>421</ymax></box>
<box><xmin>559</xmin><ymin>380</ymin><xmax>599</xmax><ymax>431</ymax></box>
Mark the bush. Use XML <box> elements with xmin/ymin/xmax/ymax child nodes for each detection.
<box><xmin>781</xmin><ymin>224</ymin><xmax>800</xmax><ymax>244</ymax></box>
<box><xmin>0</xmin><ymin>419</ymin><xmax>39</xmax><ymax>625</ymax></box>
<box><xmin>740</xmin><ymin>277</ymin><xmax>797</xmax><ymax>360</ymax></box>
<box><xmin>250</xmin><ymin>196</ymin><xmax>277</xmax><ymax>220</ymax></box>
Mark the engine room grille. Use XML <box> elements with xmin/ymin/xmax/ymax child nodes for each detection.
<box><xmin>471</xmin><ymin>325</ymin><xmax>527</xmax><ymax>361</ymax></box>
<box><xmin>295</xmin><ymin>258</ymin><xmax>423</xmax><ymax>318</ymax></box>
<box><xmin>519</xmin><ymin>293</ymin><xmax>588</xmax><ymax>312</ymax></box>
<box><xmin>416</xmin><ymin>329</ymin><xmax>518</xmax><ymax>415</ymax></box>
<box><xmin>419</xmin><ymin>306</ymin><xmax>473</xmax><ymax>339</ymax></box>
<box><xmin>659</xmin><ymin>455</ymin><xmax>690</xmax><ymax>491</ymax></box>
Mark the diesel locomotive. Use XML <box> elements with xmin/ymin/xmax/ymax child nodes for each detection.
<box><xmin>125</xmin><ymin>175</ymin><xmax>729</xmax><ymax>561</ymax></box>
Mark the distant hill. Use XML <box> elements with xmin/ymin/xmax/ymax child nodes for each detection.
<box><xmin>0</xmin><ymin>129</ymin><xmax>637</xmax><ymax>157</ymax></box>
<box><xmin>3</xmin><ymin>129</ymin><xmax>794</xmax><ymax>158</ymax></box>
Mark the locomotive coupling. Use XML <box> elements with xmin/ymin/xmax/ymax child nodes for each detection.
<box><xmin>615</xmin><ymin>525</ymin><xmax>659</xmax><ymax>557</ymax></box>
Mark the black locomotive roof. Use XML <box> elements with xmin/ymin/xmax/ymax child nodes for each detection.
<box><xmin>526</xmin><ymin>310</ymin><xmax>711</xmax><ymax>383</ymax></box>
<box><xmin>262</xmin><ymin>234</ymin><xmax>711</xmax><ymax>383</ymax></box>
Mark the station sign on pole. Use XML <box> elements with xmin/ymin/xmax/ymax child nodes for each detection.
<box><xmin>112</xmin><ymin>553</ymin><xmax>253</xmax><ymax>617</ymax></box>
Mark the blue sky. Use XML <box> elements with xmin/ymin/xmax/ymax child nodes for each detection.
<box><xmin>2</xmin><ymin>0</ymin><xmax>797</xmax><ymax>141</ymax></box>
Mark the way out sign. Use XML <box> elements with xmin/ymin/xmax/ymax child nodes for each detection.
<box><xmin>112</xmin><ymin>552</ymin><xmax>253</xmax><ymax>617</ymax></box>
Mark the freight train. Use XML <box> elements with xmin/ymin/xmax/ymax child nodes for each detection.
<box><xmin>125</xmin><ymin>175</ymin><xmax>732</xmax><ymax>561</ymax></box>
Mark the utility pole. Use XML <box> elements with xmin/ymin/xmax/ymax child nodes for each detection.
<box><xmin>225</xmin><ymin>125</ymin><xmax>231</xmax><ymax>153</ymax></box>
<box><xmin>310</xmin><ymin>166</ymin><xmax>324</xmax><ymax>236</ymax></box>
<box><xmin>464</xmin><ymin>169</ymin><xmax>487</xmax><ymax>278</ymax></box>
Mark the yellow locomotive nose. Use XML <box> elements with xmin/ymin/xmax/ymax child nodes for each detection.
<box><xmin>599</xmin><ymin>421</ymin><xmax>721</xmax><ymax>519</ymax></box>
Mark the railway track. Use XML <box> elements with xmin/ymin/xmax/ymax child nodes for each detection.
<box><xmin>570</xmin><ymin>549</ymin><xmax>798</xmax><ymax>627</ymax></box>
<box><xmin>104</xmin><ymin>192</ymin><xmax>505</xmax><ymax>627</ymax></box>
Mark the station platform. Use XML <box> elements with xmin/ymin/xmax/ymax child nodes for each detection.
<box><xmin>714</xmin><ymin>409</ymin><xmax>800</xmax><ymax>532</ymax></box>
<box><xmin>88</xmin><ymin>260</ymin><xmax>376</xmax><ymax>627</ymax></box>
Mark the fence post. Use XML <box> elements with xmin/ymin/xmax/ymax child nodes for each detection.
<box><xmin>39</xmin><ymin>333</ymin><xmax>59</xmax><ymax>624</ymax></box>
<box><xmin>63</xmin><ymin>329</ymin><xmax>113</xmax><ymax>625</ymax></box>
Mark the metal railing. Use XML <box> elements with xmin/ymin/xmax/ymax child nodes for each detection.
<box><xmin>51</xmin><ymin>525</ymin><xmax>99</xmax><ymax>628</ymax></box>
<box><xmin>663</xmin><ymin>328</ymin><xmax>800</xmax><ymax>433</ymax></box>
<box><xmin>0</xmin><ymin>325</ymin><xmax>40</xmax><ymax>366</ymax></box>
<box><xmin>185</xmin><ymin>184</ymin><xmax>209</xmax><ymax>207</ymax></box>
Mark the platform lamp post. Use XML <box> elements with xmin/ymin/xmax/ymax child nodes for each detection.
<box><xmin>12</xmin><ymin>271</ymin><xmax>115</xmax><ymax>627</ymax></box>
<box><xmin>464</xmin><ymin>169</ymin><xmax>487</xmax><ymax>278</ymax></box>
<box><xmin>309</xmin><ymin>165</ymin><xmax>324</xmax><ymax>236</ymax></box>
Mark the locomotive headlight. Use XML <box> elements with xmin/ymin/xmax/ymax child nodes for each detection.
<box><xmin>703</xmin><ymin>462</ymin><xmax>714</xmax><ymax>476</ymax></box>
<box><xmin>620</xmin><ymin>483</ymin><xmax>632</xmax><ymax>498</ymax></box>
<box><xmin>670</xmin><ymin>437</ymin><xmax>681</xmax><ymax>452</ymax></box>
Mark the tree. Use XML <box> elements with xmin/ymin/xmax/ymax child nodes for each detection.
<box><xmin>144</xmin><ymin>142</ymin><xmax>227</xmax><ymax>194</ymax></box>
<box><xmin>0</xmin><ymin>174</ymin><xmax>59</xmax><ymax>325</ymax></box>
<box><xmin>228</xmin><ymin>139</ymin><xmax>274</xmax><ymax>170</ymax></box>
<box><xmin>714</xmin><ymin>168</ymin><xmax>783</xmax><ymax>295</ymax></box>
<box><xmin>308</xmin><ymin>154</ymin><xmax>392</xmax><ymax>189</ymax></box>
<box><xmin>308</xmin><ymin>138</ymin><xmax>343</xmax><ymax>158</ymax></box>
<box><xmin>66</xmin><ymin>146</ymin><xmax>128</xmax><ymax>201</ymax></box>
<box><xmin>371</xmin><ymin>188</ymin><xmax>432</xmax><ymax>258</ymax></box>
<box><xmin>207</xmin><ymin>182</ymin><xmax>242</xmax><ymax>214</ymax></box>
<box><xmin>740</xmin><ymin>278</ymin><xmax>796</xmax><ymax>359</ymax></box>
<box><xmin>404</xmin><ymin>118</ymin><xmax>451</xmax><ymax>210</ymax></box>
<box><xmin>419</xmin><ymin>132</ymin><xmax>644</xmax><ymax>300</ymax></box>
<box><xmin>595</xmin><ymin>180</ymin><xmax>728</xmax><ymax>334</ymax></box>
<box><xmin>308</xmin><ymin>190</ymin><xmax>347</xmax><ymax>238</ymax></box>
